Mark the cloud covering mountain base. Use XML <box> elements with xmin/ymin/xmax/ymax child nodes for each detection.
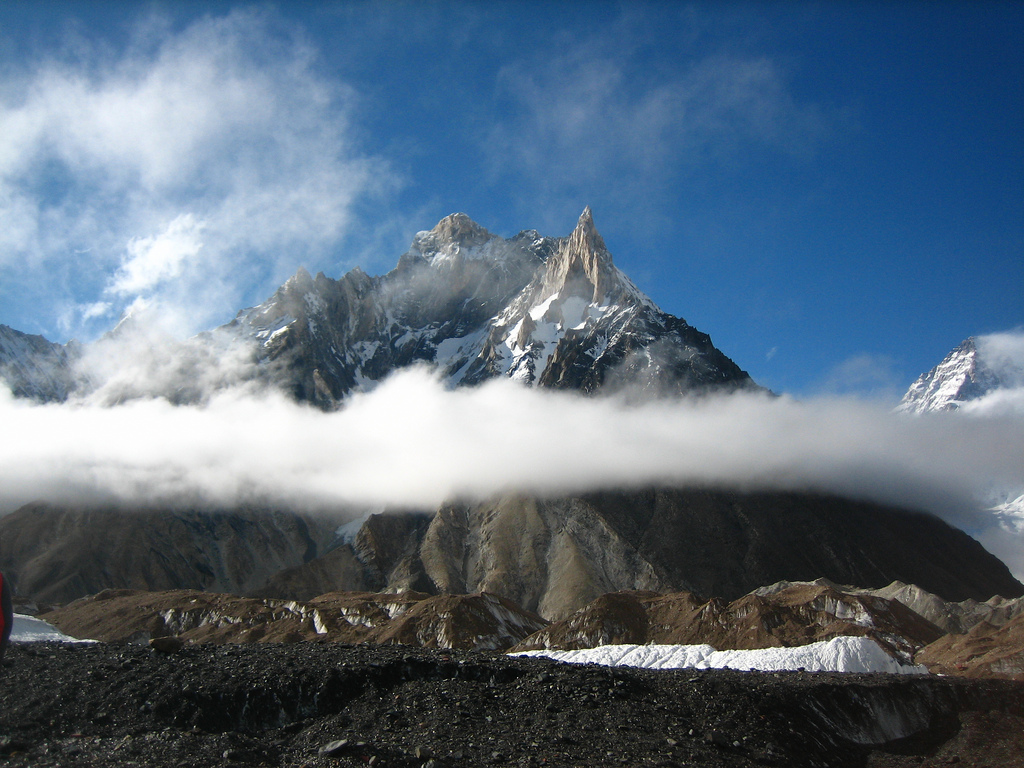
<box><xmin>3</xmin><ymin>366</ymin><xmax>1022</xmax><ymax>577</ymax></box>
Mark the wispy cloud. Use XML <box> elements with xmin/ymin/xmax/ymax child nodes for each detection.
<box><xmin>486</xmin><ymin>36</ymin><xmax>830</xmax><ymax>223</ymax></box>
<box><xmin>961</xmin><ymin>329</ymin><xmax>1024</xmax><ymax>417</ymax></box>
<box><xmin>0</xmin><ymin>9</ymin><xmax>394</xmax><ymax>339</ymax></box>
<box><xmin>976</xmin><ymin>329</ymin><xmax>1024</xmax><ymax>384</ymax></box>
<box><xmin>815</xmin><ymin>352</ymin><xmax>905</xmax><ymax>401</ymax></box>
<box><xmin>111</xmin><ymin>214</ymin><xmax>205</xmax><ymax>296</ymax></box>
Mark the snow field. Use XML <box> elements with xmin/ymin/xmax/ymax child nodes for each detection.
<box><xmin>9</xmin><ymin>613</ymin><xmax>93</xmax><ymax>643</ymax></box>
<box><xmin>7</xmin><ymin>615</ymin><xmax>929</xmax><ymax>674</ymax></box>
<box><xmin>512</xmin><ymin>636</ymin><xmax>929</xmax><ymax>675</ymax></box>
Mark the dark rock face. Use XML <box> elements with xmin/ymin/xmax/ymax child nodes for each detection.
<box><xmin>2</xmin><ymin>641</ymin><xmax>1024</xmax><ymax>768</ymax></box>
<box><xmin>0</xmin><ymin>504</ymin><xmax>340</xmax><ymax>604</ymax></box>
<box><xmin>258</xmin><ymin>490</ymin><xmax>1024</xmax><ymax>620</ymax></box>
<box><xmin>587</xmin><ymin>488</ymin><xmax>1024</xmax><ymax>605</ymax></box>
<box><xmin>4</xmin><ymin>490</ymin><xmax>1019</xmax><ymax>615</ymax></box>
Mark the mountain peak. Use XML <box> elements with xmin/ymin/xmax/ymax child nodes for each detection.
<box><xmin>897</xmin><ymin>336</ymin><xmax>1000</xmax><ymax>414</ymax></box>
<box><xmin>577</xmin><ymin>205</ymin><xmax>596</xmax><ymax>231</ymax></box>
<box><xmin>570</xmin><ymin>205</ymin><xmax>605</xmax><ymax>253</ymax></box>
<box><xmin>279</xmin><ymin>266</ymin><xmax>316</xmax><ymax>298</ymax></box>
<box><xmin>542</xmin><ymin>206</ymin><xmax>614</xmax><ymax>303</ymax></box>
<box><xmin>406</xmin><ymin>212</ymin><xmax>497</xmax><ymax>266</ymax></box>
<box><xmin>430</xmin><ymin>212</ymin><xmax>492</xmax><ymax>248</ymax></box>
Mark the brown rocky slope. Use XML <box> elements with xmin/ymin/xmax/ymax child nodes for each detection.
<box><xmin>40</xmin><ymin>589</ymin><xmax>547</xmax><ymax>651</ymax></box>
<box><xmin>36</xmin><ymin>579</ymin><xmax>1024</xmax><ymax>681</ymax></box>
<box><xmin>509</xmin><ymin>583</ymin><xmax>945</xmax><ymax>662</ymax></box>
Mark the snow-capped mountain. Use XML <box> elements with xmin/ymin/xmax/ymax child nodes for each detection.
<box><xmin>0</xmin><ymin>208</ymin><xmax>755</xmax><ymax>405</ymax></box>
<box><xmin>0</xmin><ymin>325</ymin><xmax>79</xmax><ymax>402</ymax></box>
<box><xmin>229</xmin><ymin>207</ymin><xmax>755</xmax><ymax>405</ymax></box>
<box><xmin>897</xmin><ymin>333</ymin><xmax>1024</xmax><ymax>581</ymax></box>
<box><xmin>897</xmin><ymin>336</ymin><xmax>1012</xmax><ymax>414</ymax></box>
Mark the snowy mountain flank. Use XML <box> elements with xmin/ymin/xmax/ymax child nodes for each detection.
<box><xmin>897</xmin><ymin>337</ymin><xmax>994</xmax><ymax>413</ymax></box>
<box><xmin>231</xmin><ymin>207</ymin><xmax>755</xmax><ymax>404</ymax></box>
<box><xmin>0</xmin><ymin>208</ymin><xmax>755</xmax><ymax>406</ymax></box>
<box><xmin>898</xmin><ymin>333</ymin><xmax>1024</xmax><ymax>414</ymax></box>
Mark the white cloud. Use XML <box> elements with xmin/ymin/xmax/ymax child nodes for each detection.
<box><xmin>961</xmin><ymin>388</ymin><xmax>1024</xmax><ymax>418</ymax></box>
<box><xmin>2</xmin><ymin>360</ymin><xmax>1021</xmax><ymax>577</ymax></box>
<box><xmin>1</xmin><ymin>368</ymin><xmax>1021</xmax><ymax>542</ymax></box>
<box><xmin>955</xmin><ymin>329</ymin><xmax>1024</xmax><ymax>418</ymax></box>
<box><xmin>112</xmin><ymin>214</ymin><xmax>204</xmax><ymax>295</ymax></box>
<box><xmin>80</xmin><ymin>301</ymin><xmax>112</xmax><ymax>322</ymax></box>
<box><xmin>976</xmin><ymin>329</ymin><xmax>1024</xmax><ymax>385</ymax></box>
<box><xmin>0</xmin><ymin>9</ymin><xmax>394</xmax><ymax>337</ymax></box>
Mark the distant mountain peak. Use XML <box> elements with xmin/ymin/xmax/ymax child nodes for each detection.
<box><xmin>898</xmin><ymin>336</ymin><xmax>1002</xmax><ymax>414</ymax></box>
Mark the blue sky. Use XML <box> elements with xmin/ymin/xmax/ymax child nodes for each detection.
<box><xmin>0</xmin><ymin>1</ymin><xmax>1021</xmax><ymax>398</ymax></box>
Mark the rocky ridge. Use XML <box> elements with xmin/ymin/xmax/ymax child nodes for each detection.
<box><xmin>509</xmin><ymin>583</ymin><xmax>944</xmax><ymax>663</ymax></box>
<box><xmin>38</xmin><ymin>588</ymin><xmax>547</xmax><ymax>651</ymax></box>
<box><xmin>827</xmin><ymin>579</ymin><xmax>1024</xmax><ymax>635</ymax></box>
<box><xmin>30</xmin><ymin>577</ymin><xmax>1024</xmax><ymax>681</ymax></box>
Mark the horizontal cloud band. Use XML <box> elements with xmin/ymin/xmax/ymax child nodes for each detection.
<box><xmin>2</xmin><ymin>366</ymin><xmax>1020</xmax><ymax>521</ymax></box>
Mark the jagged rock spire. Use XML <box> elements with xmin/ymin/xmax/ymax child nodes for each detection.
<box><xmin>542</xmin><ymin>206</ymin><xmax>616</xmax><ymax>303</ymax></box>
<box><xmin>570</xmin><ymin>206</ymin><xmax>606</xmax><ymax>253</ymax></box>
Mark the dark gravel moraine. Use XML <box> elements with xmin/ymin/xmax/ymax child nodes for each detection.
<box><xmin>1</xmin><ymin>640</ymin><xmax>1023</xmax><ymax>768</ymax></box>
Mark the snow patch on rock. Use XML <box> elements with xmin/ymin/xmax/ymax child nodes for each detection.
<box><xmin>513</xmin><ymin>636</ymin><xmax>928</xmax><ymax>675</ymax></box>
<box><xmin>10</xmin><ymin>613</ymin><xmax>93</xmax><ymax>643</ymax></box>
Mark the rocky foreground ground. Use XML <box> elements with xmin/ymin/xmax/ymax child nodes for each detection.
<box><xmin>2</xmin><ymin>640</ymin><xmax>1024</xmax><ymax>768</ymax></box>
